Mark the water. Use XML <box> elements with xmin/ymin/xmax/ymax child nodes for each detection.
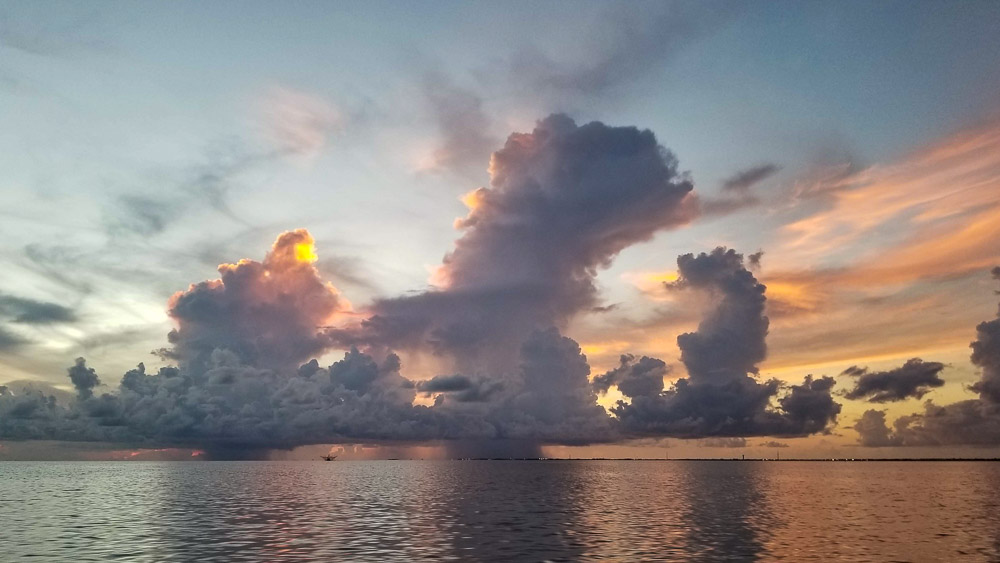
<box><xmin>1</xmin><ymin>460</ymin><xmax>999</xmax><ymax>561</ymax></box>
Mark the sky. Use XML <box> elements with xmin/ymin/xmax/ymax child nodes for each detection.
<box><xmin>2</xmin><ymin>0</ymin><xmax>1000</xmax><ymax>460</ymax></box>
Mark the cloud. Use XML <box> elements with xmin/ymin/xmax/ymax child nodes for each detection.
<box><xmin>780</xmin><ymin>120</ymin><xmax>1000</xmax><ymax>286</ymax></box>
<box><xmin>0</xmin><ymin>327</ymin><xmax>30</xmax><ymax>351</ymax></box>
<box><xmin>593</xmin><ymin>354</ymin><xmax>669</xmax><ymax>398</ymax></box>
<box><xmin>759</xmin><ymin>440</ymin><xmax>789</xmax><ymax>448</ymax></box>
<box><xmin>420</xmin><ymin>73</ymin><xmax>497</xmax><ymax>178</ymax></box>
<box><xmin>969</xmin><ymin>267</ymin><xmax>1000</xmax><ymax>402</ymax></box>
<box><xmin>700</xmin><ymin>437</ymin><xmax>747</xmax><ymax>448</ymax></box>
<box><xmin>842</xmin><ymin>358</ymin><xmax>946</xmax><ymax>403</ymax></box>
<box><xmin>0</xmin><ymin>293</ymin><xmax>76</xmax><ymax>324</ymax></box>
<box><xmin>102</xmin><ymin>147</ymin><xmax>263</xmax><ymax>239</ymax></box>
<box><xmin>67</xmin><ymin>357</ymin><xmax>100</xmax><ymax>399</ymax></box>
<box><xmin>611</xmin><ymin>248</ymin><xmax>841</xmax><ymax>437</ymax></box>
<box><xmin>333</xmin><ymin>114</ymin><xmax>696</xmax><ymax>372</ymax></box>
<box><xmin>502</xmin><ymin>2</ymin><xmax>737</xmax><ymax>103</ymax></box>
<box><xmin>722</xmin><ymin>164</ymin><xmax>780</xmax><ymax>192</ymax></box>
<box><xmin>0</xmin><ymin>113</ymin><xmax>854</xmax><ymax>455</ymax></box>
<box><xmin>854</xmin><ymin>410</ymin><xmax>902</xmax><ymax>447</ymax></box>
<box><xmin>855</xmin><ymin>268</ymin><xmax>1000</xmax><ymax>446</ymax></box>
<box><xmin>487</xmin><ymin>327</ymin><xmax>615</xmax><ymax>444</ymax></box>
<box><xmin>262</xmin><ymin>87</ymin><xmax>342</xmax><ymax>158</ymax></box>
<box><xmin>163</xmin><ymin>229</ymin><xmax>346</xmax><ymax>372</ymax></box>
<box><xmin>417</xmin><ymin>374</ymin><xmax>473</xmax><ymax>393</ymax></box>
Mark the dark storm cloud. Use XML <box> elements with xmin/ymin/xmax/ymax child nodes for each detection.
<box><xmin>612</xmin><ymin>248</ymin><xmax>841</xmax><ymax>438</ymax></box>
<box><xmin>855</xmin><ymin>268</ymin><xmax>1000</xmax><ymax>447</ymax></box>
<box><xmin>0</xmin><ymin>293</ymin><xmax>76</xmax><ymax>324</ymax></box>
<box><xmin>333</xmin><ymin>114</ymin><xmax>696</xmax><ymax>372</ymax></box>
<box><xmin>843</xmin><ymin>358</ymin><xmax>946</xmax><ymax>403</ymax></box>
<box><xmin>722</xmin><ymin>164</ymin><xmax>780</xmax><ymax>192</ymax></box>
<box><xmin>67</xmin><ymin>357</ymin><xmax>100</xmax><ymax>399</ymax></box>
<box><xmin>417</xmin><ymin>374</ymin><xmax>473</xmax><ymax>393</ymax></box>
<box><xmin>592</xmin><ymin>354</ymin><xmax>668</xmax><ymax>398</ymax></box>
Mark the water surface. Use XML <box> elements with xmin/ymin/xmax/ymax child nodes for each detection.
<box><xmin>2</xmin><ymin>460</ymin><xmax>998</xmax><ymax>561</ymax></box>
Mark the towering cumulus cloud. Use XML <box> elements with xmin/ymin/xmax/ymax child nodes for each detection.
<box><xmin>165</xmin><ymin>229</ymin><xmax>345</xmax><ymax>371</ymax></box>
<box><xmin>607</xmin><ymin>248</ymin><xmax>841</xmax><ymax>437</ymax></box>
<box><xmin>335</xmin><ymin>114</ymin><xmax>695</xmax><ymax>371</ymax></box>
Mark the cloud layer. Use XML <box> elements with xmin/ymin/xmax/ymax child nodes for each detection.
<box><xmin>0</xmin><ymin>116</ymin><xmax>855</xmax><ymax>455</ymax></box>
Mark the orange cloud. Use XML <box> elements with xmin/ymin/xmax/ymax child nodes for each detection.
<box><xmin>780</xmin><ymin>119</ymin><xmax>1000</xmax><ymax>287</ymax></box>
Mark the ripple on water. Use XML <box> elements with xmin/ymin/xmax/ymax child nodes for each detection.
<box><xmin>1</xmin><ymin>460</ymin><xmax>999</xmax><ymax>561</ymax></box>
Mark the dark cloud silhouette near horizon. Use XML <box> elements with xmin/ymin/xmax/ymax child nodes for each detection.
<box><xmin>843</xmin><ymin>358</ymin><xmax>946</xmax><ymax>403</ymax></box>
<box><xmin>855</xmin><ymin>268</ymin><xmax>1000</xmax><ymax>446</ymax></box>
<box><xmin>759</xmin><ymin>440</ymin><xmax>789</xmax><ymax>448</ymax></box>
<box><xmin>610</xmin><ymin>248</ymin><xmax>841</xmax><ymax>438</ymax></box>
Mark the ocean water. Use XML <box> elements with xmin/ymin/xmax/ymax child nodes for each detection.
<box><xmin>1</xmin><ymin>460</ymin><xmax>998</xmax><ymax>561</ymax></box>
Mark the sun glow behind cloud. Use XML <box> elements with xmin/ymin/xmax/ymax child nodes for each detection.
<box><xmin>294</xmin><ymin>241</ymin><xmax>318</xmax><ymax>263</ymax></box>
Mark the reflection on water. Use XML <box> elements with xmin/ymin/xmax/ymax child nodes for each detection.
<box><xmin>1</xmin><ymin>460</ymin><xmax>999</xmax><ymax>561</ymax></box>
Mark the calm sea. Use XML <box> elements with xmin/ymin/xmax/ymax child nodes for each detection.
<box><xmin>1</xmin><ymin>460</ymin><xmax>998</xmax><ymax>561</ymax></box>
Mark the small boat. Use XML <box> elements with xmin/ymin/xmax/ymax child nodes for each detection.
<box><xmin>321</xmin><ymin>454</ymin><xmax>338</xmax><ymax>461</ymax></box>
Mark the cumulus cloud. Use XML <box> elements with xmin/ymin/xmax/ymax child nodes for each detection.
<box><xmin>333</xmin><ymin>114</ymin><xmax>695</xmax><ymax>373</ymax></box>
<box><xmin>855</xmin><ymin>268</ymin><xmax>1000</xmax><ymax>446</ymax></box>
<box><xmin>67</xmin><ymin>357</ymin><xmax>100</xmax><ymax>399</ymax></box>
<box><xmin>611</xmin><ymin>248</ymin><xmax>841</xmax><ymax>437</ymax></box>
<box><xmin>969</xmin><ymin>267</ymin><xmax>1000</xmax><ymax>402</ymax></box>
<box><xmin>0</xmin><ymin>232</ymin><xmax>611</xmax><ymax>452</ymax></box>
<box><xmin>842</xmin><ymin>358</ymin><xmax>946</xmax><ymax>403</ymax></box>
<box><xmin>164</xmin><ymin>229</ymin><xmax>346</xmax><ymax>372</ymax></box>
<box><xmin>593</xmin><ymin>354</ymin><xmax>668</xmax><ymax>398</ymax></box>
